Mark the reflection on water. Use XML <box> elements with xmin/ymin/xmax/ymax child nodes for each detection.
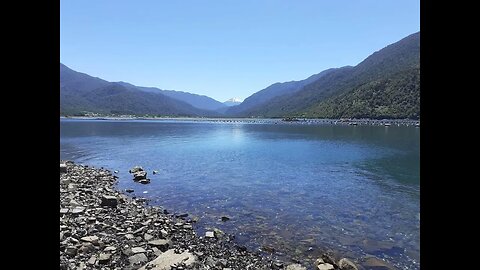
<box><xmin>60</xmin><ymin>119</ymin><xmax>419</xmax><ymax>269</ymax></box>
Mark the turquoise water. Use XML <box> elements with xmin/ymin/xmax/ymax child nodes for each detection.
<box><xmin>60</xmin><ymin>119</ymin><xmax>420</xmax><ymax>269</ymax></box>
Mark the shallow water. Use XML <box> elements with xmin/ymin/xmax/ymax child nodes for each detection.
<box><xmin>60</xmin><ymin>119</ymin><xmax>420</xmax><ymax>269</ymax></box>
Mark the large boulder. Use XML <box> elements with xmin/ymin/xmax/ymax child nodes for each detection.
<box><xmin>138</xmin><ymin>249</ymin><xmax>196</xmax><ymax>270</ymax></box>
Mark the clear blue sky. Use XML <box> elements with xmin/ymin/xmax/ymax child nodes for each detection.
<box><xmin>60</xmin><ymin>0</ymin><xmax>419</xmax><ymax>102</ymax></box>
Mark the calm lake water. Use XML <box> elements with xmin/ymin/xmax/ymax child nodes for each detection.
<box><xmin>60</xmin><ymin>119</ymin><xmax>420</xmax><ymax>269</ymax></box>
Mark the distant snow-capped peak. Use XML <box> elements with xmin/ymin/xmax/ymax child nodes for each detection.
<box><xmin>225</xmin><ymin>97</ymin><xmax>243</xmax><ymax>103</ymax></box>
<box><xmin>223</xmin><ymin>97</ymin><xmax>243</xmax><ymax>106</ymax></box>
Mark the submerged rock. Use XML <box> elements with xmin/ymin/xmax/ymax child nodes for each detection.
<box><xmin>363</xmin><ymin>257</ymin><xmax>396</xmax><ymax>269</ymax></box>
<box><xmin>338</xmin><ymin>258</ymin><xmax>358</xmax><ymax>270</ymax></box>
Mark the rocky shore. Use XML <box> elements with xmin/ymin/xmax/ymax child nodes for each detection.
<box><xmin>61</xmin><ymin>116</ymin><xmax>419</xmax><ymax>127</ymax></box>
<box><xmin>60</xmin><ymin>161</ymin><xmax>360</xmax><ymax>270</ymax></box>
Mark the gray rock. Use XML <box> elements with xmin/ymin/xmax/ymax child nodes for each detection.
<box><xmin>138</xmin><ymin>249</ymin><xmax>196</xmax><ymax>270</ymax></box>
<box><xmin>205</xmin><ymin>231</ymin><xmax>215</xmax><ymax>238</ymax></box>
<box><xmin>214</xmin><ymin>228</ymin><xmax>225</xmax><ymax>238</ymax></box>
<box><xmin>321</xmin><ymin>254</ymin><xmax>337</xmax><ymax>265</ymax></box>
<box><xmin>221</xmin><ymin>216</ymin><xmax>230</xmax><ymax>222</ymax></box>
<box><xmin>152</xmin><ymin>247</ymin><xmax>162</xmax><ymax>256</ymax></box>
<box><xmin>80</xmin><ymin>236</ymin><xmax>99</xmax><ymax>243</ymax></box>
<box><xmin>76</xmin><ymin>262</ymin><xmax>86</xmax><ymax>270</ymax></box>
<box><xmin>153</xmin><ymin>170</ymin><xmax>159</xmax><ymax>174</ymax></box>
<box><xmin>133</xmin><ymin>226</ymin><xmax>147</xmax><ymax>234</ymax></box>
<box><xmin>101</xmin><ymin>195</ymin><xmax>118</xmax><ymax>207</ymax></box>
<box><xmin>139</xmin><ymin>178</ymin><xmax>151</xmax><ymax>184</ymax></box>
<box><xmin>65</xmin><ymin>246</ymin><xmax>77</xmax><ymax>256</ymax></box>
<box><xmin>129</xmin><ymin>166</ymin><xmax>144</xmax><ymax>173</ymax></box>
<box><xmin>87</xmin><ymin>256</ymin><xmax>96</xmax><ymax>265</ymax></box>
<box><xmin>144</xmin><ymin>233</ymin><xmax>154</xmax><ymax>241</ymax></box>
<box><xmin>148</xmin><ymin>239</ymin><xmax>170</xmax><ymax>250</ymax></box>
<box><xmin>98</xmin><ymin>253</ymin><xmax>111</xmax><ymax>264</ymax></box>
<box><xmin>128</xmin><ymin>253</ymin><xmax>148</xmax><ymax>265</ymax></box>
<box><xmin>71</xmin><ymin>206</ymin><xmax>85</xmax><ymax>214</ymax></box>
<box><xmin>286</xmin><ymin>264</ymin><xmax>307</xmax><ymax>270</ymax></box>
<box><xmin>104</xmin><ymin>246</ymin><xmax>117</xmax><ymax>252</ymax></box>
<box><xmin>131</xmin><ymin>247</ymin><xmax>147</xmax><ymax>254</ymax></box>
<box><xmin>78</xmin><ymin>242</ymin><xmax>95</xmax><ymax>253</ymax></box>
<box><xmin>69</xmin><ymin>199</ymin><xmax>81</xmax><ymax>206</ymax></box>
<box><xmin>126</xmin><ymin>189</ymin><xmax>134</xmax><ymax>193</ymax></box>
<box><xmin>133</xmin><ymin>171</ymin><xmax>147</xmax><ymax>180</ymax></box>
<box><xmin>60</xmin><ymin>208</ymin><xmax>69</xmax><ymax>214</ymax></box>
<box><xmin>338</xmin><ymin>258</ymin><xmax>358</xmax><ymax>270</ymax></box>
<box><xmin>317</xmin><ymin>263</ymin><xmax>334</xmax><ymax>270</ymax></box>
<box><xmin>60</xmin><ymin>163</ymin><xmax>67</xmax><ymax>173</ymax></box>
<box><xmin>67</xmin><ymin>184</ymin><xmax>77</xmax><ymax>192</ymax></box>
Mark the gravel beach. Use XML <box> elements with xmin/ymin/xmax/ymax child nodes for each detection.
<box><xmin>60</xmin><ymin>161</ymin><xmax>361</xmax><ymax>270</ymax></box>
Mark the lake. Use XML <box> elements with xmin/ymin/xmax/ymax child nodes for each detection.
<box><xmin>60</xmin><ymin>118</ymin><xmax>420</xmax><ymax>269</ymax></box>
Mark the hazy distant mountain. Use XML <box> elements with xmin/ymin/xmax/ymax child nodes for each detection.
<box><xmin>223</xmin><ymin>98</ymin><xmax>243</xmax><ymax>106</ymax></box>
<box><xmin>60</xmin><ymin>64</ymin><xmax>219</xmax><ymax>117</ymax></box>
<box><xmin>225</xmin><ymin>68</ymin><xmax>338</xmax><ymax>116</ymax></box>
<box><xmin>116</xmin><ymin>82</ymin><xmax>226</xmax><ymax>111</ymax></box>
<box><xmin>231</xmin><ymin>32</ymin><xmax>420</xmax><ymax>119</ymax></box>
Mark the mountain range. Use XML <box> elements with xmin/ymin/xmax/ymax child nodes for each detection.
<box><xmin>60</xmin><ymin>31</ymin><xmax>419</xmax><ymax>119</ymax></box>
<box><xmin>60</xmin><ymin>64</ymin><xmax>223</xmax><ymax>116</ymax></box>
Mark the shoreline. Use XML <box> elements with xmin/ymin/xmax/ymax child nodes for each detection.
<box><xmin>60</xmin><ymin>161</ymin><xmax>362</xmax><ymax>270</ymax></box>
<box><xmin>60</xmin><ymin>116</ymin><xmax>420</xmax><ymax>127</ymax></box>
